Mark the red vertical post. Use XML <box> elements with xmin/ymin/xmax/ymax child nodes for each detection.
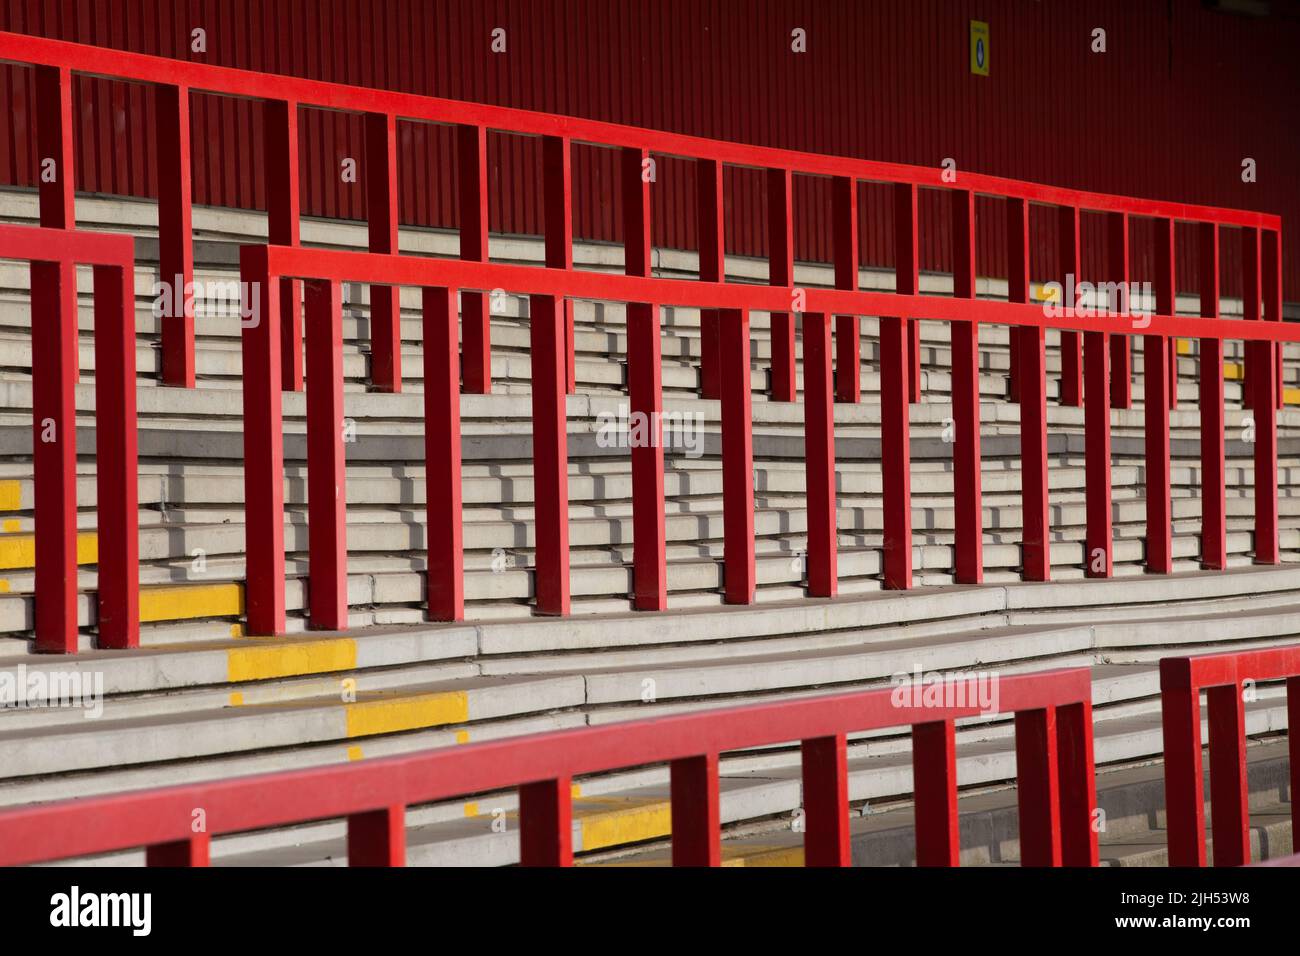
<box><xmin>1242</xmin><ymin>227</ymin><xmax>1260</xmax><ymax>412</ymax></box>
<box><xmin>530</xmin><ymin>294</ymin><xmax>570</xmax><ymax>615</ymax></box>
<box><xmin>31</xmin><ymin>260</ymin><xmax>78</xmax><ymax>653</ymax></box>
<box><xmin>697</xmin><ymin>158</ymin><xmax>724</xmax><ymax>400</ymax></box>
<box><xmin>157</xmin><ymin>84</ymin><xmax>195</xmax><ymax>388</ymax></box>
<box><xmin>951</xmin><ymin>189</ymin><xmax>982</xmax><ymax>584</ymax></box>
<box><xmin>803</xmin><ymin>311</ymin><xmax>836</xmax><ymax>597</ymax></box>
<box><xmin>365</xmin><ymin>112</ymin><xmax>402</xmax><ymax>393</ymax></box>
<box><xmin>347</xmin><ymin>805</ymin><xmax>406</xmax><ymax>866</ymax></box>
<box><xmin>1159</xmin><ymin>657</ymin><xmax>1207</xmax><ymax>867</ymax></box>
<box><xmin>895</xmin><ymin>183</ymin><xmax>922</xmax><ymax>403</ymax></box>
<box><xmin>1263</xmin><ymin>230</ymin><xmax>1283</xmax><ymax>410</ymax></box>
<box><xmin>833</xmin><ymin>175</ymin><xmax>860</xmax><ymax>403</ymax></box>
<box><xmin>543</xmin><ymin>136</ymin><xmax>574</xmax><ymax>393</ymax></box>
<box><xmin>1157</xmin><ymin>218</ymin><xmax>1179</xmax><ymax>410</ymax></box>
<box><xmin>1108</xmin><ymin>213</ymin><xmax>1133</xmax><ymax>408</ymax></box>
<box><xmin>1145</xmin><ymin>218</ymin><xmax>1175</xmax><ymax>574</ymax></box>
<box><xmin>622</xmin><ymin>149</ymin><xmax>666</xmax><ymax>610</ymax></box>
<box><xmin>1205</xmin><ymin>683</ymin><xmax>1250</xmax><ymax>866</ymax></box>
<box><xmin>35</xmin><ymin>66</ymin><xmax>75</xmax><ymax>229</ymax></box>
<box><xmin>1015</xmin><ymin>706</ymin><xmax>1062</xmax><ymax>866</ymax></box>
<box><xmin>881</xmin><ymin>313</ymin><xmax>913</xmax><ymax>590</ymax></box>
<box><xmin>35</xmin><ymin>66</ymin><xmax>78</xmax><ymax>386</ymax></box>
<box><xmin>1056</xmin><ymin>700</ymin><xmax>1099</xmax><ymax>866</ymax></box>
<box><xmin>145</xmin><ymin>833</ymin><xmax>211</xmax><ymax>867</ymax></box>
<box><xmin>1010</xmin><ymin>198</ymin><xmax>1050</xmax><ymax>582</ymax></box>
<box><xmin>767</xmin><ymin>167</ymin><xmax>796</xmax><ymax>402</ymax></box>
<box><xmin>424</xmin><ymin>287</ymin><xmax>464</xmax><ymax>622</ymax></box>
<box><xmin>1084</xmin><ymin>328</ymin><xmax>1112</xmax><ymax>578</ymax></box>
<box><xmin>801</xmin><ymin>733</ymin><xmax>850</xmax><ymax>867</ymax></box>
<box><xmin>240</xmin><ymin>247</ymin><xmax>286</xmax><ymax>635</ymax></box>
<box><xmin>1058</xmin><ymin>206</ymin><xmax>1082</xmax><ymax>407</ymax></box>
<box><xmin>459</xmin><ymin>124</ymin><xmax>492</xmax><ymax>394</ymax></box>
<box><xmin>519</xmin><ymin>777</ymin><xmax>573</xmax><ymax>866</ymax></box>
<box><xmin>912</xmin><ymin>719</ymin><xmax>960</xmax><ymax>866</ymax></box>
<box><xmin>305</xmin><ymin>279</ymin><xmax>347</xmax><ymax>631</ymax></box>
<box><xmin>1199</xmin><ymin>223</ymin><xmax>1227</xmax><ymax>571</ymax></box>
<box><xmin>1288</xmin><ymin>676</ymin><xmax>1300</xmax><ymax>842</ymax></box>
<box><xmin>628</xmin><ymin>305</ymin><xmax>666</xmax><ymax>610</ymax></box>
<box><xmin>670</xmin><ymin>753</ymin><xmax>721</xmax><ymax>867</ymax></box>
<box><xmin>1254</xmin><ymin>230</ymin><xmax>1281</xmax><ymax>565</ymax></box>
<box><xmin>265</xmin><ymin>99</ymin><xmax>303</xmax><ymax>391</ymax></box>
<box><xmin>720</xmin><ymin>308</ymin><xmax>755</xmax><ymax>604</ymax></box>
<box><xmin>93</xmin><ymin>264</ymin><xmax>140</xmax><ymax>650</ymax></box>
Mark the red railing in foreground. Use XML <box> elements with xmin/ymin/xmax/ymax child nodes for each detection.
<box><xmin>0</xmin><ymin>667</ymin><xmax>1095</xmax><ymax>867</ymax></box>
<box><xmin>1160</xmin><ymin>645</ymin><xmax>1300</xmax><ymax>867</ymax></box>
<box><xmin>240</xmin><ymin>241</ymin><xmax>1300</xmax><ymax>635</ymax></box>
<box><xmin>0</xmin><ymin>29</ymin><xmax>1285</xmax><ymax>404</ymax></box>
<box><xmin>0</xmin><ymin>225</ymin><xmax>139</xmax><ymax>654</ymax></box>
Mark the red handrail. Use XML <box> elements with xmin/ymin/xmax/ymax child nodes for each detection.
<box><xmin>0</xmin><ymin>666</ymin><xmax>1096</xmax><ymax>867</ymax></box>
<box><xmin>0</xmin><ymin>28</ymin><xmax>1284</xmax><ymax>396</ymax></box>
<box><xmin>237</xmin><ymin>238</ymin><xmax>1297</xmax><ymax>635</ymax></box>
<box><xmin>1160</xmin><ymin>645</ymin><xmax>1300</xmax><ymax>866</ymax></box>
<box><xmin>0</xmin><ymin>224</ymin><xmax>139</xmax><ymax>653</ymax></box>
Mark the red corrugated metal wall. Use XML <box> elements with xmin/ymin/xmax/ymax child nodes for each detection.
<box><xmin>1</xmin><ymin>0</ymin><xmax>1297</xmax><ymax>297</ymax></box>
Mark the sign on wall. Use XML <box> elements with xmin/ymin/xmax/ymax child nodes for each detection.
<box><xmin>970</xmin><ymin>20</ymin><xmax>990</xmax><ymax>76</ymax></box>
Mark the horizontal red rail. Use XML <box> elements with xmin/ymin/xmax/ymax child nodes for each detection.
<box><xmin>0</xmin><ymin>667</ymin><xmax>1095</xmax><ymax>867</ymax></box>
<box><xmin>0</xmin><ymin>30</ymin><xmax>1280</xmax><ymax>229</ymax></box>
<box><xmin>1160</xmin><ymin>645</ymin><xmax>1300</xmax><ymax>866</ymax></box>
<box><xmin>0</xmin><ymin>224</ymin><xmax>138</xmax><ymax>653</ymax></box>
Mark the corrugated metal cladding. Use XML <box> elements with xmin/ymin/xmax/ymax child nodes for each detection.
<box><xmin>0</xmin><ymin>0</ymin><xmax>1297</xmax><ymax>297</ymax></box>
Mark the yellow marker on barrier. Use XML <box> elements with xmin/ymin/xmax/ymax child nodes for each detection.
<box><xmin>347</xmin><ymin>746</ymin><xmax>365</xmax><ymax>761</ymax></box>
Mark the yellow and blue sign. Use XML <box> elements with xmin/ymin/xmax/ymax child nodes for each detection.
<box><xmin>970</xmin><ymin>20</ymin><xmax>990</xmax><ymax>76</ymax></box>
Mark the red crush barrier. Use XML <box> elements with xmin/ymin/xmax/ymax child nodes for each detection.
<box><xmin>0</xmin><ymin>667</ymin><xmax>1095</xmax><ymax>867</ymax></box>
<box><xmin>0</xmin><ymin>29</ymin><xmax>1285</xmax><ymax>401</ymax></box>
<box><xmin>0</xmin><ymin>225</ymin><xmax>139</xmax><ymax>653</ymax></box>
<box><xmin>240</xmin><ymin>240</ymin><xmax>1300</xmax><ymax>634</ymax></box>
<box><xmin>1160</xmin><ymin>645</ymin><xmax>1300</xmax><ymax>866</ymax></box>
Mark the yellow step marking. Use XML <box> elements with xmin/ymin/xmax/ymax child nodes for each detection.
<box><xmin>585</xmin><ymin>842</ymin><xmax>805</xmax><ymax>868</ymax></box>
<box><xmin>1176</xmin><ymin>339</ymin><xmax>1193</xmax><ymax>356</ymax></box>
<box><xmin>463</xmin><ymin>801</ymin><xmax>480</xmax><ymax>818</ymax></box>
<box><xmin>1031</xmin><ymin>283</ymin><xmax>1059</xmax><ymax>303</ymax></box>
<box><xmin>2</xmin><ymin>519</ymin><xmax>21</xmax><ymax>533</ymax></box>
<box><xmin>0</xmin><ymin>579</ymin><xmax>8</xmax><ymax>593</ymax></box>
<box><xmin>1224</xmin><ymin>361</ymin><xmax>1244</xmax><ymax>381</ymax></box>
<box><xmin>455</xmin><ymin>730</ymin><xmax>471</xmax><ymax>744</ymax></box>
<box><xmin>228</xmin><ymin>692</ymin><xmax>244</xmax><ymax>707</ymax></box>
<box><xmin>139</xmin><ymin>582</ymin><xmax>244</xmax><ymax>623</ymax></box>
<box><xmin>345</xmin><ymin>690</ymin><xmax>469</xmax><ymax>738</ymax></box>
<box><xmin>1283</xmin><ymin>387</ymin><xmax>1300</xmax><ymax>406</ymax></box>
<box><xmin>0</xmin><ymin>480</ymin><xmax>20</xmax><ymax>512</ymax></box>
<box><xmin>574</xmin><ymin>796</ymin><xmax>671</xmax><ymax>851</ymax></box>
<box><xmin>0</xmin><ymin>531</ymin><xmax>97</xmax><ymax>570</ymax></box>
<box><xmin>226</xmin><ymin>638</ymin><xmax>357</xmax><ymax>683</ymax></box>
<box><xmin>347</xmin><ymin>745</ymin><xmax>365</xmax><ymax>761</ymax></box>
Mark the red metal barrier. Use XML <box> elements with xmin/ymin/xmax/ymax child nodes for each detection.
<box><xmin>0</xmin><ymin>29</ymin><xmax>1284</xmax><ymax>401</ymax></box>
<box><xmin>1160</xmin><ymin>645</ymin><xmax>1300</xmax><ymax>866</ymax></box>
<box><xmin>2</xmin><ymin>28</ymin><xmax>1292</xmax><ymax>641</ymax></box>
<box><xmin>241</xmin><ymin>236</ymin><xmax>1300</xmax><ymax>634</ymax></box>
<box><xmin>0</xmin><ymin>225</ymin><xmax>138</xmax><ymax>653</ymax></box>
<box><xmin>0</xmin><ymin>667</ymin><xmax>1095</xmax><ymax>867</ymax></box>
